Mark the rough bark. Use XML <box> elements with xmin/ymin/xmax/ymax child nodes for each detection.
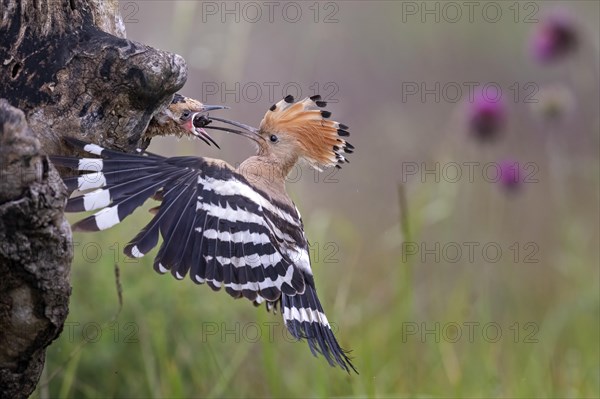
<box><xmin>0</xmin><ymin>0</ymin><xmax>188</xmax><ymax>155</ymax></box>
<box><xmin>0</xmin><ymin>0</ymin><xmax>189</xmax><ymax>396</ymax></box>
<box><xmin>0</xmin><ymin>99</ymin><xmax>71</xmax><ymax>399</ymax></box>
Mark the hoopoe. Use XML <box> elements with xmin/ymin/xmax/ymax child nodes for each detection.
<box><xmin>145</xmin><ymin>93</ymin><xmax>227</xmax><ymax>147</ymax></box>
<box><xmin>51</xmin><ymin>95</ymin><xmax>357</xmax><ymax>373</ymax></box>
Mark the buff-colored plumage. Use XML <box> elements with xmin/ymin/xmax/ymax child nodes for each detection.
<box><xmin>146</xmin><ymin>94</ymin><xmax>203</xmax><ymax>138</ymax></box>
<box><xmin>259</xmin><ymin>95</ymin><xmax>353</xmax><ymax>170</ymax></box>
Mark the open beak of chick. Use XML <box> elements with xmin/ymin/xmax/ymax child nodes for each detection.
<box><xmin>182</xmin><ymin>104</ymin><xmax>229</xmax><ymax>148</ymax></box>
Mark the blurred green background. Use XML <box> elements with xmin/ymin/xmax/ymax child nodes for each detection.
<box><xmin>34</xmin><ymin>1</ymin><xmax>599</xmax><ymax>397</ymax></box>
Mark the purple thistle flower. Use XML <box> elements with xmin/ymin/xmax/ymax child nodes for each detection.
<box><xmin>467</xmin><ymin>88</ymin><xmax>506</xmax><ymax>142</ymax></box>
<box><xmin>498</xmin><ymin>160</ymin><xmax>522</xmax><ymax>191</ymax></box>
<box><xmin>530</xmin><ymin>10</ymin><xmax>578</xmax><ymax>64</ymax></box>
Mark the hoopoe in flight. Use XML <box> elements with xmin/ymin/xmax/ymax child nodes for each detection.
<box><xmin>145</xmin><ymin>93</ymin><xmax>227</xmax><ymax>147</ymax></box>
<box><xmin>51</xmin><ymin>94</ymin><xmax>357</xmax><ymax>373</ymax></box>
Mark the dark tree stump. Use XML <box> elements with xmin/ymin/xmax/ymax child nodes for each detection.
<box><xmin>0</xmin><ymin>0</ymin><xmax>190</xmax><ymax>396</ymax></box>
<box><xmin>0</xmin><ymin>100</ymin><xmax>71</xmax><ymax>399</ymax></box>
<box><xmin>0</xmin><ymin>0</ymin><xmax>188</xmax><ymax>155</ymax></box>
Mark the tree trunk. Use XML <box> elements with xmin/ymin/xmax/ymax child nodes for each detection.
<box><xmin>0</xmin><ymin>99</ymin><xmax>71</xmax><ymax>399</ymax></box>
<box><xmin>0</xmin><ymin>1</ymin><xmax>188</xmax><ymax>396</ymax></box>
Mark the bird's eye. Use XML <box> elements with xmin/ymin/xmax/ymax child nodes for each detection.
<box><xmin>181</xmin><ymin>110</ymin><xmax>191</xmax><ymax>120</ymax></box>
<box><xmin>269</xmin><ymin>134</ymin><xmax>279</xmax><ymax>143</ymax></box>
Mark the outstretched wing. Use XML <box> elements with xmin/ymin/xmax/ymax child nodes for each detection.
<box><xmin>52</xmin><ymin>137</ymin><xmax>356</xmax><ymax>373</ymax></box>
<box><xmin>51</xmin><ymin>137</ymin><xmax>306</xmax><ymax>302</ymax></box>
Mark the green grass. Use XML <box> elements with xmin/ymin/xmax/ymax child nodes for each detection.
<box><xmin>31</xmin><ymin>174</ymin><xmax>599</xmax><ymax>398</ymax></box>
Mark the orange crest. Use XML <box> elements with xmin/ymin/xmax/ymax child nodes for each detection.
<box><xmin>260</xmin><ymin>95</ymin><xmax>353</xmax><ymax>170</ymax></box>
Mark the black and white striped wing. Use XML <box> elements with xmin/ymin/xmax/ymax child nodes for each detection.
<box><xmin>137</xmin><ymin>165</ymin><xmax>308</xmax><ymax>302</ymax></box>
<box><xmin>51</xmin><ymin>138</ymin><xmax>306</xmax><ymax>302</ymax></box>
<box><xmin>52</xmin><ymin>138</ymin><xmax>356</xmax><ymax>373</ymax></box>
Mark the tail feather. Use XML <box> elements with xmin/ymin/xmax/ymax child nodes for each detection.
<box><xmin>281</xmin><ymin>283</ymin><xmax>357</xmax><ymax>373</ymax></box>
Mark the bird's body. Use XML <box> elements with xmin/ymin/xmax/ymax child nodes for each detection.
<box><xmin>51</xmin><ymin>95</ymin><xmax>356</xmax><ymax>372</ymax></box>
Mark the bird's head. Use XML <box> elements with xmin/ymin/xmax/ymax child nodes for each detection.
<box><xmin>209</xmin><ymin>95</ymin><xmax>353</xmax><ymax>170</ymax></box>
<box><xmin>154</xmin><ymin>93</ymin><xmax>228</xmax><ymax>147</ymax></box>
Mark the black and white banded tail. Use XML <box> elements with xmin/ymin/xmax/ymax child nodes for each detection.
<box><xmin>281</xmin><ymin>282</ymin><xmax>356</xmax><ymax>373</ymax></box>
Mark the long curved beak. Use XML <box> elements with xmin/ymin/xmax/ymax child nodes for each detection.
<box><xmin>205</xmin><ymin>116</ymin><xmax>264</xmax><ymax>145</ymax></box>
<box><xmin>200</xmin><ymin>105</ymin><xmax>229</xmax><ymax>112</ymax></box>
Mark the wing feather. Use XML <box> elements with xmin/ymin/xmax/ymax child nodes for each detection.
<box><xmin>53</xmin><ymin>138</ymin><xmax>354</xmax><ymax>372</ymax></box>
